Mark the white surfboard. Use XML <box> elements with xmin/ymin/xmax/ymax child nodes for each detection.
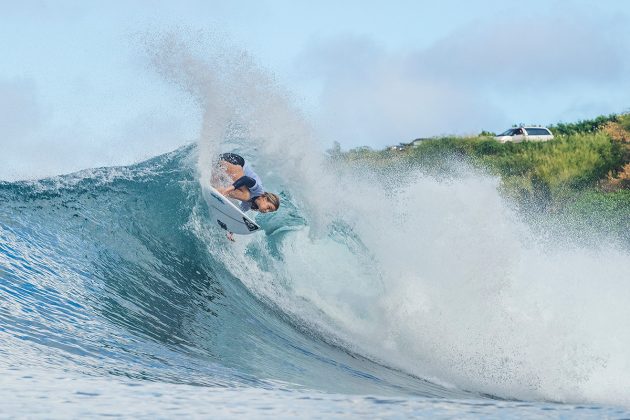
<box><xmin>201</xmin><ymin>185</ymin><xmax>261</xmax><ymax>235</ymax></box>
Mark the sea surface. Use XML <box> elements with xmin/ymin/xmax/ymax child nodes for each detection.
<box><xmin>2</xmin><ymin>146</ymin><xmax>630</xmax><ymax>418</ymax></box>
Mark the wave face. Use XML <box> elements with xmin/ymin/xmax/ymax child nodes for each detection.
<box><xmin>0</xmin><ymin>147</ymin><xmax>463</xmax><ymax>399</ymax></box>
<box><xmin>3</xmin><ymin>36</ymin><xmax>630</xmax><ymax>416</ymax></box>
<box><xmin>1</xmin><ymin>144</ymin><xmax>630</xmax><ymax>417</ymax></box>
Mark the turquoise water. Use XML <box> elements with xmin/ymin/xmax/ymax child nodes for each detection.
<box><xmin>1</xmin><ymin>146</ymin><xmax>629</xmax><ymax>418</ymax></box>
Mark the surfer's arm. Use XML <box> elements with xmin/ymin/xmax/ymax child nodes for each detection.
<box><xmin>226</xmin><ymin>188</ymin><xmax>250</xmax><ymax>201</ymax></box>
<box><xmin>218</xmin><ymin>176</ymin><xmax>256</xmax><ymax>201</ymax></box>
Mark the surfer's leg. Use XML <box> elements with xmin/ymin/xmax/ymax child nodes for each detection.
<box><xmin>218</xmin><ymin>154</ymin><xmax>246</xmax><ymax>181</ymax></box>
<box><xmin>220</xmin><ymin>161</ymin><xmax>245</xmax><ymax>181</ymax></box>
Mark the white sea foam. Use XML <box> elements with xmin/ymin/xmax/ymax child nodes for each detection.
<box><xmin>155</xmin><ymin>34</ymin><xmax>630</xmax><ymax>406</ymax></box>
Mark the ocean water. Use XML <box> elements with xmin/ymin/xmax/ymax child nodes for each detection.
<box><xmin>1</xmin><ymin>145</ymin><xmax>629</xmax><ymax>418</ymax></box>
<box><xmin>3</xmin><ymin>36</ymin><xmax>630</xmax><ymax>418</ymax></box>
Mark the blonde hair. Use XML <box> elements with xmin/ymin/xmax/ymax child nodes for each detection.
<box><xmin>262</xmin><ymin>192</ymin><xmax>280</xmax><ymax>210</ymax></box>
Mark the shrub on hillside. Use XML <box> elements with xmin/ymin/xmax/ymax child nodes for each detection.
<box><xmin>549</xmin><ymin>114</ymin><xmax>618</xmax><ymax>136</ymax></box>
<box><xmin>473</xmin><ymin>133</ymin><xmax>624</xmax><ymax>197</ymax></box>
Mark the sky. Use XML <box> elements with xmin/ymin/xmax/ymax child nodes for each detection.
<box><xmin>1</xmin><ymin>0</ymin><xmax>629</xmax><ymax>179</ymax></box>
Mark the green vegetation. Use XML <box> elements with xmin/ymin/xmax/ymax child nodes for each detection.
<box><xmin>343</xmin><ymin>130</ymin><xmax>625</xmax><ymax>198</ymax></box>
<box><xmin>619</xmin><ymin>113</ymin><xmax>630</xmax><ymax>132</ymax></box>
<box><xmin>565</xmin><ymin>189</ymin><xmax>630</xmax><ymax>231</ymax></box>
<box><xmin>548</xmin><ymin>114</ymin><xmax>619</xmax><ymax>136</ymax></box>
<box><xmin>479</xmin><ymin>133</ymin><xmax>622</xmax><ymax>193</ymax></box>
<box><xmin>336</xmin><ymin>113</ymin><xmax>630</xmax><ymax>242</ymax></box>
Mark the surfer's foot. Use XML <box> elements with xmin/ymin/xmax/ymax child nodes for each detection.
<box><xmin>226</xmin><ymin>232</ymin><xmax>235</xmax><ymax>242</ymax></box>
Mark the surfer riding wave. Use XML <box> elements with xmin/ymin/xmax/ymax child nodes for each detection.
<box><xmin>215</xmin><ymin>153</ymin><xmax>280</xmax><ymax>214</ymax></box>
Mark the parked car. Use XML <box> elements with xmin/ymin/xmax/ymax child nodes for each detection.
<box><xmin>495</xmin><ymin>127</ymin><xmax>554</xmax><ymax>143</ymax></box>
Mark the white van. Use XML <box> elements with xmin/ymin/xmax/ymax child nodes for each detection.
<box><xmin>495</xmin><ymin>127</ymin><xmax>554</xmax><ymax>143</ymax></box>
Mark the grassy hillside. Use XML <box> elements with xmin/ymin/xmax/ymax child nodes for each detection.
<box><xmin>336</xmin><ymin>113</ymin><xmax>630</xmax><ymax>242</ymax></box>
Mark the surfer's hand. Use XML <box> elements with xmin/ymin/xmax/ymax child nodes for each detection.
<box><xmin>226</xmin><ymin>232</ymin><xmax>235</xmax><ymax>242</ymax></box>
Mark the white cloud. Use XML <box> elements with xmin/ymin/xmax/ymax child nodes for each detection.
<box><xmin>296</xmin><ymin>10</ymin><xmax>630</xmax><ymax>148</ymax></box>
<box><xmin>0</xmin><ymin>76</ymin><xmax>196</xmax><ymax>181</ymax></box>
<box><xmin>0</xmin><ymin>78</ymin><xmax>43</xmax><ymax>140</ymax></box>
<box><xmin>296</xmin><ymin>36</ymin><xmax>506</xmax><ymax>147</ymax></box>
<box><xmin>415</xmin><ymin>13</ymin><xmax>628</xmax><ymax>88</ymax></box>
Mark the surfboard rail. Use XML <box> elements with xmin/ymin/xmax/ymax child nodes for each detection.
<box><xmin>201</xmin><ymin>185</ymin><xmax>261</xmax><ymax>235</ymax></box>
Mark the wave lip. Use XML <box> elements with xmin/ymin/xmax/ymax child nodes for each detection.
<box><xmin>3</xmin><ymin>144</ymin><xmax>630</xmax><ymax>410</ymax></box>
<box><xmin>0</xmin><ymin>146</ymin><xmax>468</xmax><ymax>400</ymax></box>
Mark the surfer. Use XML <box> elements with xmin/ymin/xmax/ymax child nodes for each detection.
<box><xmin>216</xmin><ymin>153</ymin><xmax>280</xmax><ymax>214</ymax></box>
